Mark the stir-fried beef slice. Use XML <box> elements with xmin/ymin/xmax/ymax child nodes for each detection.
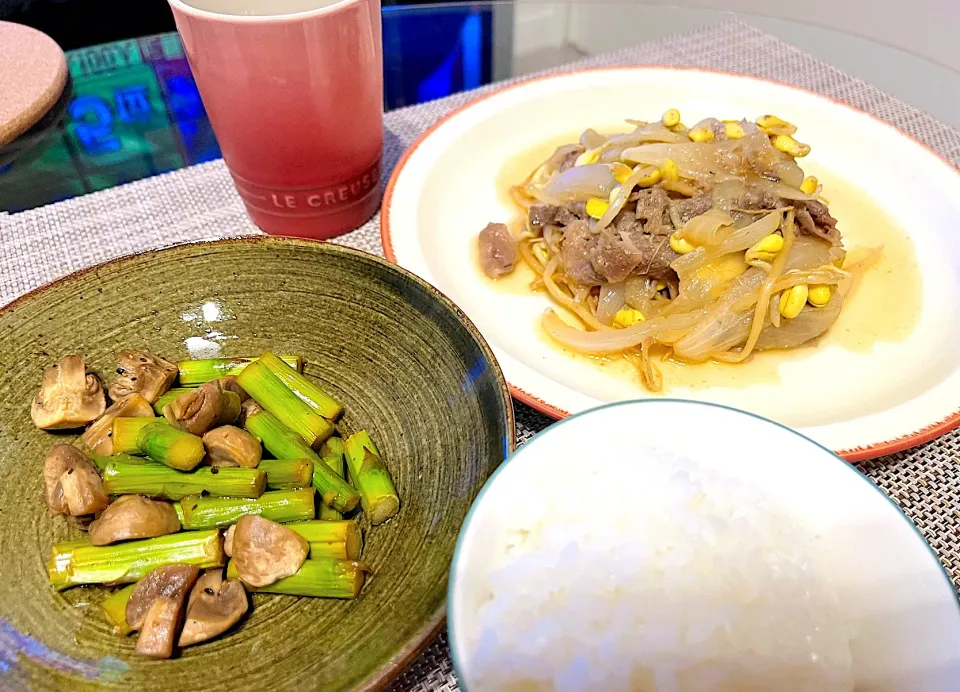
<box><xmin>478</xmin><ymin>222</ymin><xmax>518</xmax><ymax>278</ymax></box>
<box><xmin>560</xmin><ymin>220</ymin><xmax>601</xmax><ymax>285</ymax></box>
<box><xmin>632</xmin><ymin>187</ymin><xmax>670</xmax><ymax>234</ymax></box>
<box><xmin>589</xmin><ymin>229</ymin><xmax>642</xmax><ymax>284</ymax></box>
<box><xmin>674</xmin><ymin>194</ymin><xmax>713</xmax><ymax>223</ymax></box>
<box><xmin>529</xmin><ymin>205</ymin><xmax>558</xmax><ymax>229</ymax></box>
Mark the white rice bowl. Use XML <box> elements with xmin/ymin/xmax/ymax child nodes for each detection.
<box><xmin>448</xmin><ymin>401</ymin><xmax>960</xmax><ymax>692</ymax></box>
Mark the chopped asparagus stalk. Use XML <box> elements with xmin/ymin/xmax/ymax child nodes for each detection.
<box><xmin>48</xmin><ymin>530</ymin><xmax>224</xmax><ymax>591</ymax></box>
<box><xmin>258</xmin><ymin>351</ymin><xmax>342</xmax><ymax>420</ymax></box>
<box><xmin>258</xmin><ymin>459</ymin><xmax>314</xmax><ymax>490</ymax></box>
<box><xmin>344</xmin><ymin>431</ymin><xmax>400</xmax><ymax>526</ymax></box>
<box><xmin>178</xmin><ymin>356</ymin><xmax>303</xmax><ymax>386</ymax></box>
<box><xmin>237</xmin><ymin>362</ymin><xmax>333</xmax><ymax>449</ymax></box>
<box><xmin>286</xmin><ymin>520</ymin><xmax>362</xmax><ymax>560</ymax></box>
<box><xmin>179</xmin><ymin>488</ymin><xmax>316</xmax><ymax>530</ymax></box>
<box><xmin>101</xmin><ymin>461</ymin><xmax>267</xmax><ymax>500</ymax></box>
<box><xmin>86</xmin><ymin>451</ymin><xmax>151</xmax><ymax>470</ymax></box>
<box><xmin>110</xmin><ymin>416</ymin><xmax>161</xmax><ymax>455</ymax></box>
<box><xmin>102</xmin><ymin>584</ymin><xmax>137</xmax><ymax>635</ymax></box>
<box><xmin>152</xmin><ymin>388</ymin><xmax>193</xmax><ymax>414</ymax></box>
<box><xmin>318</xmin><ymin>438</ymin><xmax>346</xmax><ymax>520</ymax></box>
<box><xmin>245</xmin><ymin>411</ymin><xmax>359</xmax><ymax>512</ymax></box>
<box><xmin>226</xmin><ymin>558</ymin><xmax>368</xmax><ymax>599</ymax></box>
<box><xmin>137</xmin><ymin>422</ymin><xmax>205</xmax><ymax>471</ymax></box>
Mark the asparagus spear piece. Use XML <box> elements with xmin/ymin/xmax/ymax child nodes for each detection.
<box><xmin>178</xmin><ymin>356</ymin><xmax>303</xmax><ymax>386</ymax></box>
<box><xmin>258</xmin><ymin>459</ymin><xmax>314</xmax><ymax>490</ymax></box>
<box><xmin>179</xmin><ymin>488</ymin><xmax>316</xmax><ymax>530</ymax></box>
<box><xmin>318</xmin><ymin>438</ymin><xmax>346</xmax><ymax>520</ymax></box>
<box><xmin>258</xmin><ymin>351</ymin><xmax>342</xmax><ymax>421</ymax></box>
<box><xmin>101</xmin><ymin>461</ymin><xmax>267</xmax><ymax>500</ymax></box>
<box><xmin>48</xmin><ymin>530</ymin><xmax>224</xmax><ymax>591</ymax></box>
<box><xmin>102</xmin><ymin>584</ymin><xmax>137</xmax><ymax>635</ymax></box>
<box><xmin>344</xmin><ymin>431</ymin><xmax>400</xmax><ymax>526</ymax></box>
<box><xmin>137</xmin><ymin>422</ymin><xmax>205</xmax><ymax>471</ymax></box>
<box><xmin>87</xmin><ymin>451</ymin><xmax>151</xmax><ymax>470</ymax></box>
<box><xmin>226</xmin><ymin>558</ymin><xmax>368</xmax><ymax>599</ymax></box>
<box><xmin>286</xmin><ymin>520</ymin><xmax>362</xmax><ymax>560</ymax></box>
<box><xmin>237</xmin><ymin>362</ymin><xmax>333</xmax><ymax>449</ymax></box>
<box><xmin>245</xmin><ymin>411</ymin><xmax>359</xmax><ymax>513</ymax></box>
<box><xmin>152</xmin><ymin>388</ymin><xmax>193</xmax><ymax>415</ymax></box>
<box><xmin>111</xmin><ymin>416</ymin><xmax>162</xmax><ymax>455</ymax></box>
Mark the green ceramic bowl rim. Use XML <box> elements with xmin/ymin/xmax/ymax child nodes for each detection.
<box><xmin>446</xmin><ymin>398</ymin><xmax>960</xmax><ymax>686</ymax></box>
<box><xmin>0</xmin><ymin>235</ymin><xmax>517</xmax><ymax>691</ymax></box>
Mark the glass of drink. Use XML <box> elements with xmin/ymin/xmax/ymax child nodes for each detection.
<box><xmin>168</xmin><ymin>0</ymin><xmax>383</xmax><ymax>238</ymax></box>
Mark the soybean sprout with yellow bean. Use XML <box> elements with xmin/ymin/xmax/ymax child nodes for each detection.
<box><xmin>476</xmin><ymin>112</ymin><xmax>880</xmax><ymax>391</ymax></box>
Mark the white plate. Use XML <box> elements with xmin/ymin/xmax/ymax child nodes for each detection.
<box><xmin>382</xmin><ymin>67</ymin><xmax>960</xmax><ymax>460</ymax></box>
<box><xmin>448</xmin><ymin>400</ymin><xmax>960</xmax><ymax>690</ymax></box>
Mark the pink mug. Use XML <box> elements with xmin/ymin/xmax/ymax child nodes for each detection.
<box><xmin>168</xmin><ymin>0</ymin><xmax>383</xmax><ymax>238</ymax></box>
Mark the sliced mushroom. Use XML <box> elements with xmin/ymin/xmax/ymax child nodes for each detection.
<box><xmin>202</xmin><ymin>426</ymin><xmax>262</xmax><ymax>469</ymax></box>
<box><xmin>126</xmin><ymin>564</ymin><xmax>199</xmax><ymax>659</ymax></box>
<box><xmin>217</xmin><ymin>375</ymin><xmax>250</xmax><ymax>403</ymax></box>
<box><xmin>43</xmin><ymin>445</ymin><xmax>108</xmax><ymax>516</ymax></box>
<box><xmin>163</xmin><ymin>381</ymin><xmax>241</xmax><ymax>435</ymax></box>
<box><xmin>31</xmin><ymin>355</ymin><xmax>106</xmax><ymax>429</ymax></box>
<box><xmin>88</xmin><ymin>495</ymin><xmax>181</xmax><ymax>546</ymax></box>
<box><xmin>232</xmin><ymin>515</ymin><xmax>309</xmax><ymax>588</ymax></box>
<box><xmin>236</xmin><ymin>398</ymin><xmax>264</xmax><ymax>427</ymax></box>
<box><xmin>81</xmin><ymin>393</ymin><xmax>155</xmax><ymax>455</ymax></box>
<box><xmin>109</xmin><ymin>350</ymin><xmax>178</xmax><ymax>404</ymax></box>
<box><xmin>178</xmin><ymin>570</ymin><xmax>248</xmax><ymax>647</ymax></box>
<box><xmin>137</xmin><ymin>597</ymin><xmax>182</xmax><ymax>659</ymax></box>
<box><xmin>223</xmin><ymin>524</ymin><xmax>236</xmax><ymax>557</ymax></box>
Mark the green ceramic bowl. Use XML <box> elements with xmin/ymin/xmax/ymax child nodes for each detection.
<box><xmin>0</xmin><ymin>237</ymin><xmax>514</xmax><ymax>691</ymax></box>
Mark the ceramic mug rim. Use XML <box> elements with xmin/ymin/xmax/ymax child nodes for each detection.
<box><xmin>167</xmin><ymin>0</ymin><xmax>367</xmax><ymax>24</ymax></box>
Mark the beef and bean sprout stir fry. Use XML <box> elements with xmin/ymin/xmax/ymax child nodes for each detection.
<box><xmin>479</xmin><ymin>111</ymin><xmax>877</xmax><ymax>391</ymax></box>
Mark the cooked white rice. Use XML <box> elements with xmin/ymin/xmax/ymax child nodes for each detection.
<box><xmin>467</xmin><ymin>450</ymin><xmax>853</xmax><ymax>691</ymax></box>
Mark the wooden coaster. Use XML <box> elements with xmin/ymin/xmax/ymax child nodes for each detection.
<box><xmin>0</xmin><ymin>22</ymin><xmax>68</xmax><ymax>147</ymax></box>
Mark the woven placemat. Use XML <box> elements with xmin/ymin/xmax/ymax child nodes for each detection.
<box><xmin>2</xmin><ymin>20</ymin><xmax>959</xmax><ymax>691</ymax></box>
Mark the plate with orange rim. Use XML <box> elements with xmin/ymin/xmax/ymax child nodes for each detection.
<box><xmin>381</xmin><ymin>66</ymin><xmax>960</xmax><ymax>461</ymax></box>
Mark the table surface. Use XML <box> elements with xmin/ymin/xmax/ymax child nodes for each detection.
<box><xmin>2</xmin><ymin>2</ymin><xmax>960</xmax><ymax>213</ymax></box>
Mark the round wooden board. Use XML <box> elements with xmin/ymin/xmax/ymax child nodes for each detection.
<box><xmin>0</xmin><ymin>21</ymin><xmax>67</xmax><ymax>147</ymax></box>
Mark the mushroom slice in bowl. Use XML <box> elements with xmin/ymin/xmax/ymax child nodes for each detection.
<box><xmin>43</xmin><ymin>444</ymin><xmax>108</xmax><ymax>516</ymax></box>
<box><xmin>202</xmin><ymin>425</ymin><xmax>262</xmax><ymax>468</ymax></box>
<box><xmin>81</xmin><ymin>394</ymin><xmax>155</xmax><ymax>455</ymax></box>
<box><xmin>126</xmin><ymin>564</ymin><xmax>200</xmax><ymax>658</ymax></box>
<box><xmin>232</xmin><ymin>515</ymin><xmax>309</xmax><ymax>587</ymax></box>
<box><xmin>163</xmin><ymin>381</ymin><xmax>241</xmax><ymax>435</ymax></box>
<box><xmin>179</xmin><ymin>570</ymin><xmax>249</xmax><ymax>647</ymax></box>
<box><xmin>109</xmin><ymin>350</ymin><xmax>179</xmax><ymax>404</ymax></box>
<box><xmin>31</xmin><ymin>355</ymin><xmax>105</xmax><ymax>429</ymax></box>
<box><xmin>88</xmin><ymin>495</ymin><xmax>181</xmax><ymax>546</ymax></box>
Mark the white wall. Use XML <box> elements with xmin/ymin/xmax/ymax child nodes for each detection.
<box><xmin>562</xmin><ymin>0</ymin><xmax>960</xmax><ymax>73</ymax></box>
<box><xmin>510</xmin><ymin>1</ymin><xmax>960</xmax><ymax>129</ymax></box>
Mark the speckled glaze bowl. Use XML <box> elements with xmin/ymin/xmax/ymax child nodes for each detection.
<box><xmin>0</xmin><ymin>238</ymin><xmax>514</xmax><ymax>691</ymax></box>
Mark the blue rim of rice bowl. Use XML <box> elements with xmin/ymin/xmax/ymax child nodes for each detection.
<box><xmin>446</xmin><ymin>398</ymin><xmax>960</xmax><ymax>686</ymax></box>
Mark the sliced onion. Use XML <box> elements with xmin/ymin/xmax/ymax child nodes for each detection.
<box><xmin>673</xmin><ymin>308</ymin><xmax>753</xmax><ymax>361</ymax></box>
<box><xmin>712</xmin><ymin>179</ymin><xmax>746</xmax><ymax>212</ymax></box>
<box><xmin>750</xmin><ymin>177</ymin><xmax>816</xmax><ymax>201</ymax></box>
<box><xmin>580</xmin><ymin>128</ymin><xmax>608</xmax><ymax>150</ymax></box>
<box><xmin>756</xmin><ymin>291</ymin><xmax>843</xmax><ymax>350</ymax></box>
<box><xmin>542</xmin><ymin>308</ymin><xmax>706</xmax><ymax>354</ymax></box>
<box><xmin>533</xmin><ymin>163</ymin><xmax>617</xmax><ymax>204</ymax></box>
<box><xmin>677</xmin><ymin>209</ymin><xmax>734</xmax><ymax>247</ymax></box>
<box><xmin>672</xmin><ymin>211</ymin><xmax>781</xmax><ymax>276</ymax></box>
<box><xmin>596</xmin><ymin>283</ymin><xmax>626</xmax><ymax>325</ymax></box>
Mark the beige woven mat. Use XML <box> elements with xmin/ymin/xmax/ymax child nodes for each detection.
<box><xmin>2</xmin><ymin>20</ymin><xmax>958</xmax><ymax>691</ymax></box>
